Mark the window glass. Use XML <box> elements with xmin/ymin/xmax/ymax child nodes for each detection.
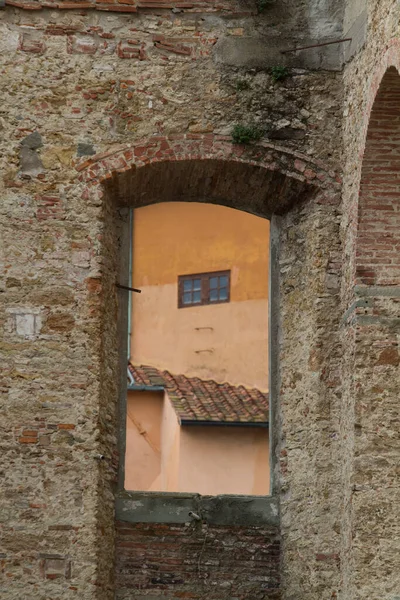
<box><xmin>210</xmin><ymin>277</ymin><xmax>218</xmax><ymax>289</ymax></box>
<box><xmin>210</xmin><ymin>289</ymin><xmax>218</xmax><ymax>302</ymax></box>
<box><xmin>178</xmin><ymin>271</ymin><xmax>230</xmax><ymax>307</ymax></box>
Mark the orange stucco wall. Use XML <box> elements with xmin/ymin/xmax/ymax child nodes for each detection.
<box><xmin>179</xmin><ymin>426</ymin><xmax>269</xmax><ymax>496</ymax></box>
<box><xmin>131</xmin><ymin>202</ymin><xmax>270</xmax><ymax>389</ymax></box>
<box><xmin>125</xmin><ymin>390</ymin><xmax>270</xmax><ymax>495</ymax></box>
<box><xmin>160</xmin><ymin>392</ymin><xmax>180</xmax><ymax>492</ymax></box>
<box><xmin>125</xmin><ymin>390</ymin><xmax>163</xmax><ymax>491</ymax></box>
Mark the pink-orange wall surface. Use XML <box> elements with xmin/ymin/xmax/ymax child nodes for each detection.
<box><xmin>125</xmin><ymin>391</ymin><xmax>163</xmax><ymax>491</ymax></box>
<box><xmin>179</xmin><ymin>426</ymin><xmax>269</xmax><ymax>496</ymax></box>
<box><xmin>125</xmin><ymin>390</ymin><xmax>270</xmax><ymax>496</ymax></box>
<box><xmin>130</xmin><ymin>202</ymin><xmax>270</xmax><ymax>390</ymax></box>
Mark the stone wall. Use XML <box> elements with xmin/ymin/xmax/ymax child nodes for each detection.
<box><xmin>341</xmin><ymin>2</ymin><xmax>400</xmax><ymax>599</ymax></box>
<box><xmin>1</xmin><ymin>0</ymin><xmax>400</xmax><ymax>599</ymax></box>
<box><xmin>0</xmin><ymin>5</ymin><xmax>344</xmax><ymax>167</ymax></box>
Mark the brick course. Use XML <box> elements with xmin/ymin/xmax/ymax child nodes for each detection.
<box><xmin>6</xmin><ymin>0</ymin><xmax>248</xmax><ymax>12</ymax></box>
<box><xmin>356</xmin><ymin>67</ymin><xmax>400</xmax><ymax>285</ymax></box>
<box><xmin>115</xmin><ymin>521</ymin><xmax>281</xmax><ymax>600</ymax></box>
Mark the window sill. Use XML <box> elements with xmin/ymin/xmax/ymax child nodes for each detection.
<box><xmin>115</xmin><ymin>490</ymin><xmax>279</xmax><ymax>526</ymax></box>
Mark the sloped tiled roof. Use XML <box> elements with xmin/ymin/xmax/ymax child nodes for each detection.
<box><xmin>128</xmin><ymin>363</ymin><xmax>269</xmax><ymax>425</ymax></box>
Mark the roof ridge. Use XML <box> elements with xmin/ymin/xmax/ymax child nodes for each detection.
<box><xmin>128</xmin><ymin>361</ymin><xmax>268</xmax><ymax>395</ymax></box>
<box><xmin>128</xmin><ymin>362</ymin><xmax>269</xmax><ymax>424</ymax></box>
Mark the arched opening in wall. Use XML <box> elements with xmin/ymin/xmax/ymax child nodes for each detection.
<box><xmin>348</xmin><ymin>66</ymin><xmax>400</xmax><ymax>597</ymax></box>
<box><xmin>356</xmin><ymin>66</ymin><xmax>400</xmax><ymax>286</ymax></box>
<box><xmin>126</xmin><ymin>202</ymin><xmax>270</xmax><ymax>496</ymax></box>
<box><xmin>88</xmin><ymin>138</ymin><xmax>342</xmax><ymax>597</ymax></box>
<box><xmin>101</xmin><ymin>154</ymin><xmax>315</xmax><ymax>500</ymax></box>
<box><xmin>88</xmin><ymin>138</ymin><xmax>342</xmax><ymax>531</ymax></box>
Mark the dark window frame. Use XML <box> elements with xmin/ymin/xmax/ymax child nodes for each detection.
<box><xmin>178</xmin><ymin>270</ymin><xmax>231</xmax><ymax>308</ymax></box>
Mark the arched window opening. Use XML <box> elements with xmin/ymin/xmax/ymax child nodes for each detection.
<box><xmin>98</xmin><ymin>147</ymin><xmax>320</xmax><ymax>504</ymax></box>
<box><xmin>125</xmin><ymin>202</ymin><xmax>270</xmax><ymax>496</ymax></box>
<box><xmin>77</xmin><ymin>132</ymin><xmax>340</xmax><ymax>600</ymax></box>
<box><xmin>92</xmin><ymin>138</ymin><xmax>338</xmax><ymax>526</ymax></box>
<box><xmin>357</xmin><ymin>66</ymin><xmax>400</xmax><ymax>286</ymax></box>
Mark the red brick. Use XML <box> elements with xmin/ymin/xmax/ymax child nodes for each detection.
<box><xmin>376</xmin><ymin>347</ymin><xmax>400</xmax><ymax>366</ymax></box>
<box><xmin>115</xmin><ymin>520</ymin><xmax>280</xmax><ymax>598</ymax></box>
<box><xmin>22</xmin><ymin>429</ymin><xmax>38</xmax><ymax>437</ymax></box>
<box><xmin>294</xmin><ymin>159</ymin><xmax>306</xmax><ymax>172</ymax></box>
<box><xmin>58</xmin><ymin>2</ymin><xmax>93</xmax><ymax>7</ymax></box>
<box><xmin>19</xmin><ymin>34</ymin><xmax>46</xmax><ymax>54</ymax></box>
<box><xmin>316</xmin><ymin>553</ymin><xmax>340</xmax><ymax>562</ymax></box>
<box><xmin>356</xmin><ymin>69</ymin><xmax>400</xmax><ymax>286</ymax></box>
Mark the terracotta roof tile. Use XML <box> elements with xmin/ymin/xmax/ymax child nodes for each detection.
<box><xmin>128</xmin><ymin>364</ymin><xmax>269</xmax><ymax>424</ymax></box>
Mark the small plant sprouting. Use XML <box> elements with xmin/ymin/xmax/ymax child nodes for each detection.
<box><xmin>257</xmin><ymin>0</ymin><xmax>274</xmax><ymax>13</ymax></box>
<box><xmin>270</xmin><ymin>66</ymin><xmax>289</xmax><ymax>82</ymax></box>
<box><xmin>231</xmin><ymin>124</ymin><xmax>263</xmax><ymax>145</ymax></box>
<box><xmin>235</xmin><ymin>79</ymin><xmax>250</xmax><ymax>92</ymax></box>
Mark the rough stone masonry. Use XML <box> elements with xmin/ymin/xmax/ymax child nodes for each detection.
<box><xmin>0</xmin><ymin>0</ymin><xmax>399</xmax><ymax>599</ymax></box>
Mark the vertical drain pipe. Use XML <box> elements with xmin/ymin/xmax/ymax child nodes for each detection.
<box><xmin>127</xmin><ymin>208</ymin><xmax>133</xmax><ymax>361</ymax></box>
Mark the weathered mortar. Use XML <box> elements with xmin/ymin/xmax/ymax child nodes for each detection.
<box><xmin>0</xmin><ymin>6</ymin><xmax>344</xmax><ymax>168</ymax></box>
<box><xmin>115</xmin><ymin>520</ymin><xmax>281</xmax><ymax>600</ymax></box>
<box><xmin>1</xmin><ymin>0</ymin><xmax>399</xmax><ymax>600</ymax></box>
<box><xmin>0</xmin><ymin>0</ymin><xmax>344</xmax><ymax>597</ymax></box>
<box><xmin>340</xmin><ymin>2</ymin><xmax>400</xmax><ymax>599</ymax></box>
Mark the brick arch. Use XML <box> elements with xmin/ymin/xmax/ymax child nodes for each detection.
<box><xmin>76</xmin><ymin>134</ymin><xmax>340</xmax><ymax>216</ymax></box>
<box><xmin>358</xmin><ymin>40</ymin><xmax>400</xmax><ymax>156</ymax></box>
<box><xmin>356</xmin><ymin>64</ymin><xmax>400</xmax><ymax>285</ymax></box>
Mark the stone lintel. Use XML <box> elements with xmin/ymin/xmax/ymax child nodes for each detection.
<box><xmin>116</xmin><ymin>491</ymin><xmax>279</xmax><ymax>526</ymax></box>
<box><xmin>354</xmin><ymin>285</ymin><xmax>400</xmax><ymax>298</ymax></box>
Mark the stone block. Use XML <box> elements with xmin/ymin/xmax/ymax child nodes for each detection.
<box><xmin>6</xmin><ymin>308</ymin><xmax>42</xmax><ymax>339</ymax></box>
<box><xmin>39</xmin><ymin>556</ymin><xmax>71</xmax><ymax>580</ymax></box>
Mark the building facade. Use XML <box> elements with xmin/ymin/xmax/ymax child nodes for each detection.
<box><xmin>130</xmin><ymin>202</ymin><xmax>270</xmax><ymax>388</ymax></box>
<box><xmin>126</xmin><ymin>203</ymin><xmax>270</xmax><ymax>495</ymax></box>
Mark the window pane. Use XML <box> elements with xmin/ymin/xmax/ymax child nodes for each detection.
<box><xmin>210</xmin><ymin>277</ymin><xmax>218</xmax><ymax>289</ymax></box>
<box><xmin>209</xmin><ymin>289</ymin><xmax>218</xmax><ymax>302</ymax></box>
<box><xmin>180</xmin><ymin>272</ymin><xmax>230</xmax><ymax>307</ymax></box>
<box><xmin>219</xmin><ymin>287</ymin><xmax>228</xmax><ymax>301</ymax></box>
